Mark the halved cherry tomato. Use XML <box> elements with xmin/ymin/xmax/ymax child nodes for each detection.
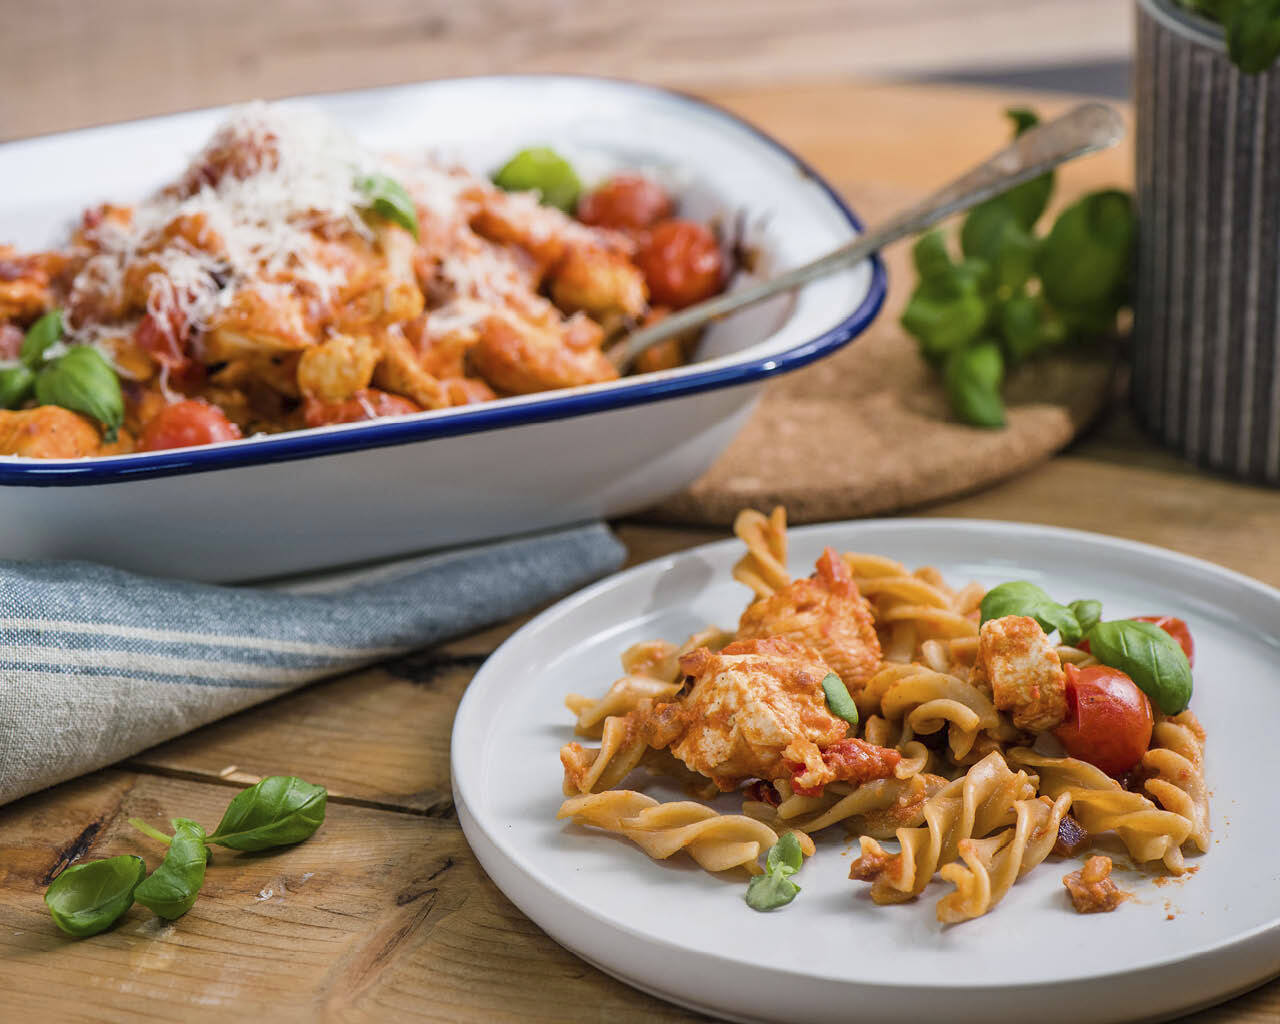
<box><xmin>1053</xmin><ymin>663</ymin><xmax>1153</xmax><ymax>777</ymax></box>
<box><xmin>1133</xmin><ymin>615</ymin><xmax>1194</xmax><ymax>666</ymax></box>
<box><xmin>576</xmin><ymin>174</ymin><xmax>673</xmax><ymax>232</ymax></box>
<box><xmin>137</xmin><ymin>399</ymin><xmax>241</xmax><ymax>452</ymax></box>
<box><xmin>302</xmin><ymin>388</ymin><xmax>420</xmax><ymax>428</ymax></box>
<box><xmin>635</xmin><ymin>219</ymin><xmax>724</xmax><ymax>309</ymax></box>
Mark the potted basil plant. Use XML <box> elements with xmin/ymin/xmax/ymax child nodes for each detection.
<box><xmin>1133</xmin><ymin>0</ymin><xmax>1280</xmax><ymax>483</ymax></box>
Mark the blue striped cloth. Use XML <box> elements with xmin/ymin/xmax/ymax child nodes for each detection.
<box><xmin>0</xmin><ymin>523</ymin><xmax>625</xmax><ymax>806</ymax></box>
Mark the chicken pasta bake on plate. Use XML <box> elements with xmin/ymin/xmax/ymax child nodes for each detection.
<box><xmin>557</xmin><ymin>508</ymin><xmax>1208</xmax><ymax>924</ymax></box>
<box><xmin>0</xmin><ymin>102</ymin><xmax>729</xmax><ymax>458</ymax></box>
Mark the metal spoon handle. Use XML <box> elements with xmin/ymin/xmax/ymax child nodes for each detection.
<box><xmin>609</xmin><ymin>101</ymin><xmax>1125</xmax><ymax>370</ymax></box>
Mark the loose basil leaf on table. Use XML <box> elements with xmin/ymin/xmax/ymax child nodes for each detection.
<box><xmin>1084</xmin><ymin>619</ymin><xmax>1194</xmax><ymax>715</ymax></box>
<box><xmin>20</xmin><ymin>308</ymin><xmax>63</xmax><ymax>367</ymax></box>
<box><xmin>979</xmin><ymin>580</ymin><xmax>1084</xmax><ymax>643</ymax></box>
<box><xmin>34</xmin><ymin>346</ymin><xmax>125</xmax><ymax>442</ymax></box>
<box><xmin>206</xmin><ymin>775</ymin><xmax>327</xmax><ymax>851</ymax></box>
<box><xmin>356</xmin><ymin>173</ymin><xmax>421</xmax><ymax>240</ymax></box>
<box><xmin>133</xmin><ymin>818</ymin><xmax>210</xmax><ymax>920</ymax></box>
<box><xmin>44</xmin><ymin>855</ymin><xmax>146</xmax><ymax>937</ymax></box>
<box><xmin>821</xmin><ymin>672</ymin><xmax>859</xmax><ymax>727</ymax></box>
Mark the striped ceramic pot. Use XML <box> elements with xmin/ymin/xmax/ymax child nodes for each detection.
<box><xmin>1134</xmin><ymin>0</ymin><xmax>1280</xmax><ymax>483</ymax></box>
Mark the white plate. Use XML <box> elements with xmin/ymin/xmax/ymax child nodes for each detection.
<box><xmin>452</xmin><ymin>519</ymin><xmax>1280</xmax><ymax>1024</ymax></box>
<box><xmin>0</xmin><ymin>76</ymin><xmax>883</xmax><ymax>581</ymax></box>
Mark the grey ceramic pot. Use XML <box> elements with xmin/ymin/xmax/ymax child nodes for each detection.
<box><xmin>1134</xmin><ymin>0</ymin><xmax>1280</xmax><ymax>483</ymax></box>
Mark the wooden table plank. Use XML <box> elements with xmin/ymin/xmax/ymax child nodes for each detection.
<box><xmin>0</xmin><ymin>1</ymin><xmax>1132</xmax><ymax>140</ymax></box>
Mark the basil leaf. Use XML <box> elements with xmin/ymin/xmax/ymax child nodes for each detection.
<box><xmin>1069</xmin><ymin>599</ymin><xmax>1103</xmax><ymax>636</ymax></box>
<box><xmin>960</xmin><ymin>203</ymin><xmax>1035</xmax><ymax>292</ymax></box>
<box><xmin>491</xmin><ymin>147</ymin><xmax>582</xmax><ymax>213</ymax></box>
<box><xmin>765</xmin><ymin>832</ymin><xmax>804</xmax><ymax>876</ymax></box>
<box><xmin>21</xmin><ymin>309</ymin><xmax>62</xmax><ymax>368</ymax></box>
<box><xmin>1224</xmin><ymin>0</ymin><xmax>1280</xmax><ymax>72</ymax></box>
<box><xmin>1085</xmin><ymin>620</ymin><xmax>1193</xmax><ymax>715</ymax></box>
<box><xmin>356</xmin><ymin>173</ymin><xmax>420</xmax><ymax>240</ymax></box>
<box><xmin>1037</xmin><ymin>189</ymin><xmax>1134</xmax><ymax>319</ymax></box>
<box><xmin>979</xmin><ymin>580</ymin><xmax>1082</xmax><ymax>642</ymax></box>
<box><xmin>943</xmin><ymin>342</ymin><xmax>1006</xmax><ymax>428</ymax></box>
<box><xmin>745</xmin><ymin>871</ymin><xmax>800</xmax><ymax>912</ymax></box>
<box><xmin>44</xmin><ymin>855</ymin><xmax>146</xmax><ymax>937</ymax></box>
<box><xmin>206</xmin><ymin>776</ymin><xmax>327</xmax><ymax>851</ymax></box>
<box><xmin>34</xmin><ymin>346</ymin><xmax>124</xmax><ymax>442</ymax></box>
<box><xmin>133</xmin><ymin>819</ymin><xmax>209</xmax><ymax>920</ymax></box>
<box><xmin>0</xmin><ymin>364</ymin><xmax>35</xmax><ymax>409</ymax></box>
<box><xmin>820</xmin><ymin>672</ymin><xmax>859</xmax><ymax>727</ymax></box>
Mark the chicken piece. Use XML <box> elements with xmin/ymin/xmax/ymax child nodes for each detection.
<box><xmin>1063</xmin><ymin>855</ymin><xmax>1126</xmax><ymax>914</ymax></box>
<box><xmin>469</xmin><ymin>189</ymin><xmax>576</xmax><ymax>273</ymax></box>
<box><xmin>0</xmin><ymin>407</ymin><xmax>101</xmax><ymax>458</ymax></box>
<box><xmin>336</xmin><ymin>223</ymin><xmax>426</xmax><ymax>328</ymax></box>
<box><xmin>372</xmin><ymin>328</ymin><xmax>448</xmax><ymax>410</ymax></box>
<box><xmin>0</xmin><ymin>246</ymin><xmax>55</xmax><ymax>321</ymax></box>
<box><xmin>550</xmin><ymin>243</ymin><xmax>647</xmax><ymax>320</ymax></box>
<box><xmin>443</xmin><ymin>377</ymin><xmax>496</xmax><ymax>406</ymax></box>
<box><xmin>469</xmin><ymin>311</ymin><xmax>617</xmax><ymax>395</ymax></box>
<box><xmin>659</xmin><ymin>636</ymin><xmax>851</xmax><ymax>790</ymax></box>
<box><xmin>302</xmin><ymin>388</ymin><xmax>421</xmax><ymax>427</ymax></box>
<box><xmin>205</xmin><ymin>284</ymin><xmax>315</xmax><ymax>361</ymax></box>
<box><xmin>737</xmin><ymin>547</ymin><xmax>882</xmax><ymax>693</ymax></box>
<box><xmin>969</xmin><ymin>615</ymin><xmax>1067</xmax><ymax>732</ymax></box>
<box><xmin>297</xmin><ymin>333</ymin><xmax>379</xmax><ymax>402</ymax></box>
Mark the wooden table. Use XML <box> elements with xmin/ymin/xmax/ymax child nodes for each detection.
<box><xmin>1</xmin><ymin>80</ymin><xmax>1278</xmax><ymax>1023</ymax></box>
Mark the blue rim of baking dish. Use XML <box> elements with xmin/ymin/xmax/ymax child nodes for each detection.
<box><xmin>0</xmin><ymin>74</ymin><xmax>888</xmax><ymax>487</ymax></box>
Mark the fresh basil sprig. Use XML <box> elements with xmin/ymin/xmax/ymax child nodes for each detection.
<box><xmin>44</xmin><ymin>855</ymin><xmax>146</xmax><ymax>937</ymax></box>
<box><xmin>901</xmin><ymin>108</ymin><xmax>1135</xmax><ymax>427</ymax></box>
<box><xmin>35</xmin><ymin>346</ymin><xmax>125</xmax><ymax>442</ymax></box>
<box><xmin>46</xmin><ymin>775</ymin><xmax>327</xmax><ymax>938</ymax></box>
<box><xmin>205</xmin><ymin>776</ymin><xmax>327</xmax><ymax>851</ymax></box>
<box><xmin>20</xmin><ymin>309</ymin><xmax>63</xmax><ymax>368</ymax></box>
<box><xmin>133</xmin><ymin>819</ymin><xmax>210</xmax><ymax>920</ymax></box>
<box><xmin>979</xmin><ymin>581</ymin><xmax>1087</xmax><ymax>645</ymax></box>
<box><xmin>1180</xmin><ymin>0</ymin><xmax>1280</xmax><ymax>73</ymax></box>
<box><xmin>1085</xmin><ymin>620</ymin><xmax>1193</xmax><ymax>715</ymax></box>
<box><xmin>821</xmin><ymin>672</ymin><xmax>859</xmax><ymax>727</ymax></box>
<box><xmin>746</xmin><ymin>832</ymin><xmax>804</xmax><ymax>912</ymax></box>
<box><xmin>1069</xmin><ymin>599</ymin><xmax>1103</xmax><ymax>636</ymax></box>
<box><xmin>356</xmin><ymin>173</ymin><xmax>420</xmax><ymax>240</ymax></box>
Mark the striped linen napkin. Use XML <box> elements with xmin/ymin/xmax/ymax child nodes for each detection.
<box><xmin>0</xmin><ymin>523</ymin><xmax>625</xmax><ymax>807</ymax></box>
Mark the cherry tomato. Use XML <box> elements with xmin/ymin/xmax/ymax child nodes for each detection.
<box><xmin>576</xmin><ymin>175</ymin><xmax>674</xmax><ymax>232</ymax></box>
<box><xmin>137</xmin><ymin>399</ymin><xmax>242</xmax><ymax>452</ymax></box>
<box><xmin>135</xmin><ymin>302</ymin><xmax>191</xmax><ymax>371</ymax></box>
<box><xmin>0</xmin><ymin>324</ymin><xmax>23</xmax><ymax>361</ymax></box>
<box><xmin>635</xmin><ymin>219</ymin><xmax>724</xmax><ymax>309</ymax></box>
<box><xmin>1133</xmin><ymin>615</ymin><xmax>1194</xmax><ymax>666</ymax></box>
<box><xmin>1053</xmin><ymin>663</ymin><xmax>1153</xmax><ymax>777</ymax></box>
<box><xmin>302</xmin><ymin>388</ymin><xmax>420</xmax><ymax>428</ymax></box>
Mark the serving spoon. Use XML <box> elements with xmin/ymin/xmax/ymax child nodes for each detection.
<box><xmin>607</xmin><ymin>101</ymin><xmax>1125</xmax><ymax>372</ymax></box>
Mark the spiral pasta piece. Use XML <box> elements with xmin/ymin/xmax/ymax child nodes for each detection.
<box><xmin>848</xmin><ymin>751</ymin><xmax>1038</xmax><ymax>904</ymax></box>
<box><xmin>859</xmin><ymin>663</ymin><xmax>1010</xmax><ymax>761</ymax></box>
<box><xmin>1008</xmin><ymin>748</ymin><xmax>1194</xmax><ymax>873</ymax></box>
<box><xmin>557</xmin><ymin>791</ymin><xmax>780</xmax><ymax>874</ymax></box>
<box><xmin>560</xmin><ymin>714</ymin><xmax>648</xmax><ymax>795</ymax></box>
<box><xmin>1142</xmin><ymin>711</ymin><xmax>1210</xmax><ymax>853</ymax></box>
<box><xmin>619</xmin><ymin>625</ymin><xmax>736</xmax><ymax>683</ymax></box>
<box><xmin>566</xmin><ymin>675</ymin><xmax>684</xmax><ymax>737</ymax></box>
<box><xmin>746</xmin><ymin>773</ymin><xmax>944</xmax><ymax>839</ymax></box>
<box><xmin>936</xmin><ymin>792</ymin><xmax>1071</xmax><ymax>923</ymax></box>
<box><xmin>732</xmin><ymin>506</ymin><xmax>790</xmax><ymax>598</ymax></box>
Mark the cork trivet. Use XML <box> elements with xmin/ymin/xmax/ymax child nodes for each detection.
<box><xmin>648</xmin><ymin>194</ymin><xmax>1113</xmax><ymax>526</ymax></box>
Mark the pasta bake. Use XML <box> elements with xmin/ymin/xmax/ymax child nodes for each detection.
<box><xmin>0</xmin><ymin>103</ymin><xmax>727</xmax><ymax>458</ymax></box>
<box><xmin>556</xmin><ymin>507</ymin><xmax>1208</xmax><ymax>924</ymax></box>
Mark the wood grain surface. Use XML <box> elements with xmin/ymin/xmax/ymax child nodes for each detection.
<box><xmin>1</xmin><ymin>78</ymin><xmax>1278</xmax><ymax>1023</ymax></box>
<box><xmin>0</xmin><ymin>0</ymin><xmax>1131</xmax><ymax>140</ymax></box>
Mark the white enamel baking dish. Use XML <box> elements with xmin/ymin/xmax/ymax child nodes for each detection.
<box><xmin>0</xmin><ymin>76</ymin><xmax>885</xmax><ymax>581</ymax></box>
